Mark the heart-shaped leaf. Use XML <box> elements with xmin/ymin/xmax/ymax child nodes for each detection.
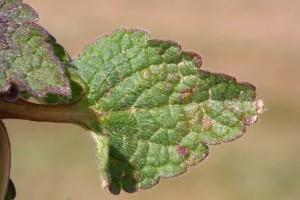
<box><xmin>73</xmin><ymin>29</ymin><xmax>264</xmax><ymax>194</ymax></box>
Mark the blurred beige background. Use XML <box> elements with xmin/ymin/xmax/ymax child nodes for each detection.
<box><xmin>4</xmin><ymin>0</ymin><xmax>300</xmax><ymax>199</ymax></box>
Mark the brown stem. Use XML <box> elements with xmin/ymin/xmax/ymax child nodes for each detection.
<box><xmin>0</xmin><ymin>99</ymin><xmax>97</xmax><ymax>130</ymax></box>
<box><xmin>0</xmin><ymin>121</ymin><xmax>10</xmax><ymax>200</ymax></box>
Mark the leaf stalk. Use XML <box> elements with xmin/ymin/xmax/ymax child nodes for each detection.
<box><xmin>0</xmin><ymin>99</ymin><xmax>97</xmax><ymax>130</ymax></box>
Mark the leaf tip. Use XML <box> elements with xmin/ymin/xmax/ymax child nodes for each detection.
<box><xmin>244</xmin><ymin>99</ymin><xmax>265</xmax><ymax>126</ymax></box>
<box><xmin>255</xmin><ymin>99</ymin><xmax>265</xmax><ymax>115</ymax></box>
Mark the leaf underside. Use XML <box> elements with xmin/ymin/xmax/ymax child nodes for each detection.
<box><xmin>73</xmin><ymin>29</ymin><xmax>262</xmax><ymax>194</ymax></box>
<box><xmin>0</xmin><ymin>0</ymin><xmax>70</xmax><ymax>97</ymax></box>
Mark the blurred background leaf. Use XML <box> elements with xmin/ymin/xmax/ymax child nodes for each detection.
<box><xmin>5</xmin><ymin>0</ymin><xmax>300</xmax><ymax>199</ymax></box>
<box><xmin>5</xmin><ymin>179</ymin><xmax>16</xmax><ymax>200</ymax></box>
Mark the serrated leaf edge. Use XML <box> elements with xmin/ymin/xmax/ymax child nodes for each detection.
<box><xmin>82</xmin><ymin>28</ymin><xmax>265</xmax><ymax>193</ymax></box>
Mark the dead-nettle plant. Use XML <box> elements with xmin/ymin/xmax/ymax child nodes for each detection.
<box><xmin>0</xmin><ymin>0</ymin><xmax>265</xmax><ymax>199</ymax></box>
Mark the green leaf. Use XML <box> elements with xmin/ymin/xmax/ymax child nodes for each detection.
<box><xmin>40</xmin><ymin>67</ymin><xmax>87</xmax><ymax>104</ymax></box>
<box><xmin>0</xmin><ymin>0</ymin><xmax>71</xmax><ymax>97</ymax></box>
<box><xmin>73</xmin><ymin>29</ymin><xmax>264</xmax><ymax>194</ymax></box>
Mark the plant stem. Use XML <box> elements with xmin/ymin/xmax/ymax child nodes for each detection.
<box><xmin>0</xmin><ymin>121</ymin><xmax>10</xmax><ymax>200</ymax></box>
<box><xmin>0</xmin><ymin>99</ymin><xmax>97</xmax><ymax>130</ymax></box>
